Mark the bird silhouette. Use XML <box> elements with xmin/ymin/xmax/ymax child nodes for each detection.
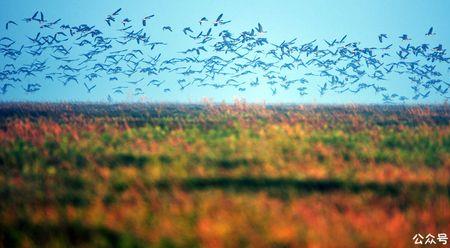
<box><xmin>142</xmin><ymin>14</ymin><xmax>155</xmax><ymax>26</ymax></box>
<box><xmin>5</xmin><ymin>21</ymin><xmax>17</xmax><ymax>30</ymax></box>
<box><xmin>425</xmin><ymin>27</ymin><xmax>435</xmax><ymax>36</ymax></box>
<box><xmin>0</xmin><ymin>8</ymin><xmax>447</xmax><ymax>103</ymax></box>
<box><xmin>378</xmin><ymin>34</ymin><xmax>387</xmax><ymax>43</ymax></box>
<box><xmin>162</xmin><ymin>26</ymin><xmax>172</xmax><ymax>32</ymax></box>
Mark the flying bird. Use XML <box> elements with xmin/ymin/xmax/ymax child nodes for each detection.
<box><xmin>5</xmin><ymin>21</ymin><xmax>17</xmax><ymax>30</ymax></box>
<box><xmin>112</xmin><ymin>8</ymin><xmax>122</xmax><ymax>16</ymax></box>
<box><xmin>270</xmin><ymin>87</ymin><xmax>277</xmax><ymax>95</ymax></box>
<box><xmin>213</xmin><ymin>14</ymin><xmax>223</xmax><ymax>26</ymax></box>
<box><xmin>256</xmin><ymin>23</ymin><xmax>266</xmax><ymax>35</ymax></box>
<box><xmin>106</xmin><ymin>8</ymin><xmax>122</xmax><ymax>26</ymax></box>
<box><xmin>1</xmin><ymin>83</ymin><xmax>14</xmax><ymax>94</ymax></box>
<box><xmin>199</xmin><ymin>17</ymin><xmax>208</xmax><ymax>25</ymax></box>
<box><xmin>22</xmin><ymin>11</ymin><xmax>38</xmax><ymax>22</ymax></box>
<box><xmin>33</xmin><ymin>11</ymin><xmax>45</xmax><ymax>23</ymax></box>
<box><xmin>84</xmin><ymin>82</ymin><xmax>96</xmax><ymax>93</ymax></box>
<box><xmin>378</xmin><ymin>34</ymin><xmax>387</xmax><ymax>43</ymax></box>
<box><xmin>433</xmin><ymin>44</ymin><xmax>443</xmax><ymax>51</ymax></box>
<box><xmin>22</xmin><ymin>83</ymin><xmax>41</xmax><ymax>93</ymax></box>
<box><xmin>183</xmin><ymin>27</ymin><xmax>193</xmax><ymax>35</ymax></box>
<box><xmin>425</xmin><ymin>27</ymin><xmax>435</xmax><ymax>36</ymax></box>
<box><xmin>121</xmin><ymin>18</ymin><xmax>131</xmax><ymax>26</ymax></box>
<box><xmin>399</xmin><ymin>34</ymin><xmax>411</xmax><ymax>41</ymax></box>
<box><xmin>162</xmin><ymin>26</ymin><xmax>172</xmax><ymax>32</ymax></box>
<box><xmin>142</xmin><ymin>14</ymin><xmax>155</xmax><ymax>26</ymax></box>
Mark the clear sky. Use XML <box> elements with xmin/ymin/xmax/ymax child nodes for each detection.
<box><xmin>0</xmin><ymin>0</ymin><xmax>449</xmax><ymax>103</ymax></box>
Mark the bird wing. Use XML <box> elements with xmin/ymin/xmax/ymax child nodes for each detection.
<box><xmin>113</xmin><ymin>8</ymin><xmax>122</xmax><ymax>15</ymax></box>
<box><xmin>32</xmin><ymin>11</ymin><xmax>39</xmax><ymax>19</ymax></box>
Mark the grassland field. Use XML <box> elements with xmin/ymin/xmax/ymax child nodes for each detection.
<box><xmin>0</xmin><ymin>103</ymin><xmax>449</xmax><ymax>247</ymax></box>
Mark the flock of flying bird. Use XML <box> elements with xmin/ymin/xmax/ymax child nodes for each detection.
<box><xmin>0</xmin><ymin>8</ymin><xmax>449</xmax><ymax>102</ymax></box>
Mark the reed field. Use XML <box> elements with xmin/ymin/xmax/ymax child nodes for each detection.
<box><xmin>0</xmin><ymin>103</ymin><xmax>449</xmax><ymax>247</ymax></box>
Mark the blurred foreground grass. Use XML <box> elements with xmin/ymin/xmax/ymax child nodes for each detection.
<box><xmin>0</xmin><ymin>103</ymin><xmax>449</xmax><ymax>247</ymax></box>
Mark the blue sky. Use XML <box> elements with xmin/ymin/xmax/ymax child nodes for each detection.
<box><xmin>0</xmin><ymin>0</ymin><xmax>449</xmax><ymax>103</ymax></box>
